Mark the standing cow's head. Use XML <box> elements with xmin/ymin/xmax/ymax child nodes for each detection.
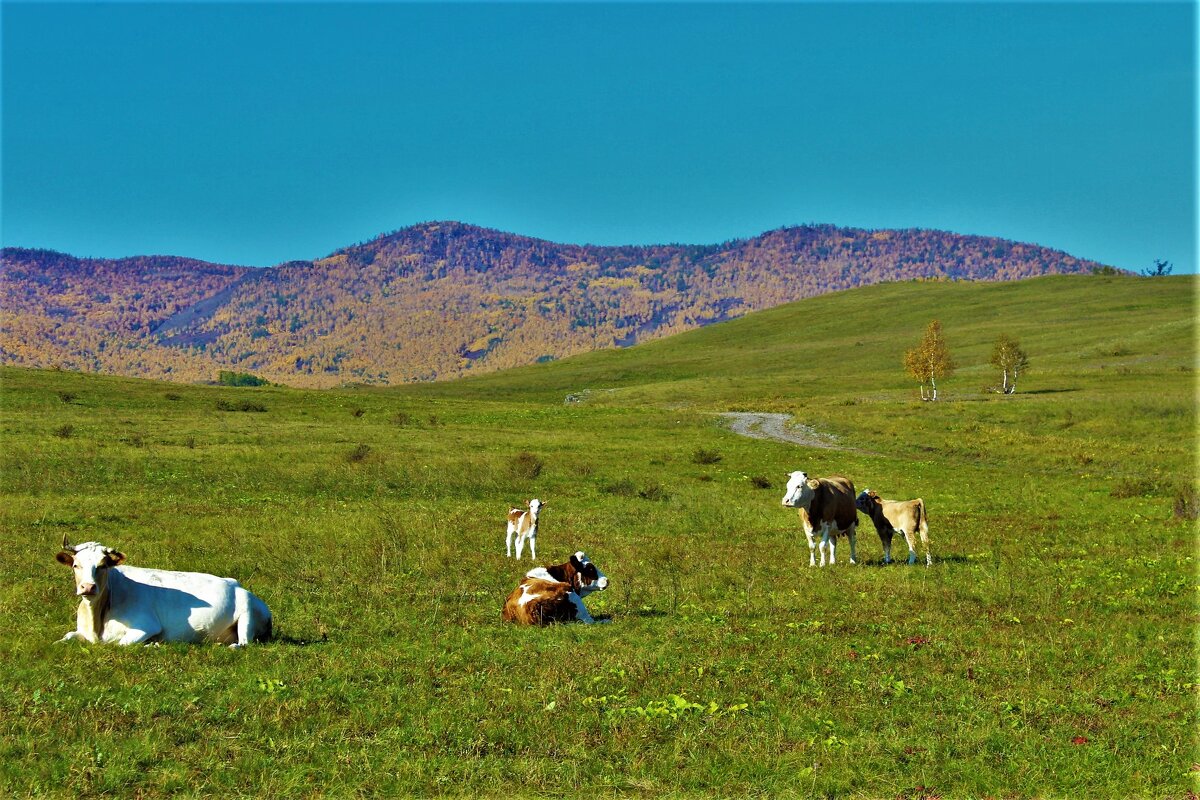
<box><xmin>855</xmin><ymin>489</ymin><xmax>881</xmax><ymax>514</ymax></box>
<box><xmin>569</xmin><ymin>551</ymin><xmax>609</xmax><ymax>597</ymax></box>
<box><xmin>528</xmin><ymin>498</ymin><xmax>543</xmax><ymax>517</ymax></box>
<box><xmin>781</xmin><ymin>471</ymin><xmax>817</xmax><ymax>509</ymax></box>
<box><xmin>55</xmin><ymin>537</ymin><xmax>125</xmax><ymax>597</ymax></box>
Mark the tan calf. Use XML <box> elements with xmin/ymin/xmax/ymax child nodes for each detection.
<box><xmin>855</xmin><ymin>490</ymin><xmax>932</xmax><ymax>566</ymax></box>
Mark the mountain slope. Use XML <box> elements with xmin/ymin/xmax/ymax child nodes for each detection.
<box><xmin>1</xmin><ymin>222</ymin><xmax>1115</xmax><ymax>386</ymax></box>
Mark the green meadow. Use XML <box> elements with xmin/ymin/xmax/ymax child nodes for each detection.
<box><xmin>1</xmin><ymin>274</ymin><xmax>1195</xmax><ymax>798</ymax></box>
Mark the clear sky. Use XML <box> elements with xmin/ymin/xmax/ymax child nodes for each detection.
<box><xmin>2</xmin><ymin>2</ymin><xmax>1196</xmax><ymax>272</ymax></box>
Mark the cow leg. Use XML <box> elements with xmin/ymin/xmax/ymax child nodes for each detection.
<box><xmin>818</xmin><ymin>523</ymin><xmax>831</xmax><ymax>567</ymax></box>
<box><xmin>515</xmin><ymin>532</ymin><xmax>526</xmax><ymax>560</ymax></box>
<box><xmin>899</xmin><ymin>529</ymin><xmax>917</xmax><ymax>565</ymax></box>
<box><xmin>117</xmin><ymin>625</ymin><xmax>161</xmax><ymax>646</ymax></box>
<box><xmin>527</xmin><ymin>533</ymin><xmax>536</xmax><ymax>561</ymax></box>
<box><xmin>880</xmin><ymin>527</ymin><xmax>894</xmax><ymax>565</ymax></box>
<box><xmin>59</xmin><ymin>631</ymin><xmax>85</xmax><ymax>643</ymax></box>
<box><xmin>506</xmin><ymin>525</ymin><xmax>515</xmax><ymax>558</ymax></box>
<box><xmin>847</xmin><ymin>522</ymin><xmax>858</xmax><ymax>565</ymax></box>
<box><xmin>803</xmin><ymin>521</ymin><xmax>817</xmax><ymax>567</ymax></box>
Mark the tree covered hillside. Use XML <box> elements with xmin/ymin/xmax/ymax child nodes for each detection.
<box><xmin>1</xmin><ymin>222</ymin><xmax>1112</xmax><ymax>386</ymax></box>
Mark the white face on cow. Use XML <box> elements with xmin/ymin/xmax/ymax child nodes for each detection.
<box><xmin>56</xmin><ymin>541</ymin><xmax>125</xmax><ymax>597</ymax></box>
<box><xmin>570</xmin><ymin>551</ymin><xmax>609</xmax><ymax>597</ymax></box>
<box><xmin>782</xmin><ymin>471</ymin><xmax>814</xmax><ymax>508</ymax></box>
<box><xmin>528</xmin><ymin>498</ymin><xmax>542</xmax><ymax>516</ymax></box>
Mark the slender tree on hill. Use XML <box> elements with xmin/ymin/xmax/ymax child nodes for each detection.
<box><xmin>903</xmin><ymin>320</ymin><xmax>955</xmax><ymax>401</ymax></box>
<box><xmin>1140</xmin><ymin>259</ymin><xmax>1173</xmax><ymax>277</ymax></box>
<box><xmin>989</xmin><ymin>334</ymin><xmax>1030</xmax><ymax>394</ymax></box>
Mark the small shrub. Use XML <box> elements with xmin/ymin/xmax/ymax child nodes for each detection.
<box><xmin>125</xmin><ymin>433</ymin><xmax>145</xmax><ymax>448</ymax></box>
<box><xmin>216</xmin><ymin>400</ymin><xmax>267</xmax><ymax>413</ymax></box>
<box><xmin>600</xmin><ymin>478</ymin><xmax>637</xmax><ymax>497</ymax></box>
<box><xmin>392</xmin><ymin>412</ymin><xmax>412</xmax><ymax>426</ymax></box>
<box><xmin>1173</xmin><ymin>486</ymin><xmax>1198</xmax><ymax>521</ymax></box>
<box><xmin>164</xmin><ymin>393</ymin><xmax>182</xmax><ymax>401</ymax></box>
<box><xmin>1110</xmin><ymin>478</ymin><xmax>1159</xmax><ymax>499</ymax></box>
<box><xmin>750</xmin><ymin>475</ymin><xmax>772</xmax><ymax>489</ymax></box>
<box><xmin>510</xmin><ymin>451</ymin><xmax>544</xmax><ymax>481</ymax></box>
<box><xmin>352</xmin><ymin>408</ymin><xmax>365</xmax><ymax>418</ymax></box>
<box><xmin>184</xmin><ymin>436</ymin><xmax>196</xmax><ymax>449</ymax></box>
<box><xmin>57</xmin><ymin>392</ymin><xmax>76</xmax><ymax>404</ymax></box>
<box><xmin>427</xmin><ymin>415</ymin><xmax>440</xmax><ymax>427</ymax></box>
<box><xmin>692</xmin><ymin>448</ymin><xmax>722</xmax><ymax>465</ymax></box>
<box><xmin>697</xmin><ymin>474</ymin><xmax>714</xmax><ymax>482</ymax></box>
<box><xmin>54</xmin><ymin>424</ymin><xmax>74</xmax><ymax>439</ymax></box>
<box><xmin>217</xmin><ymin>370</ymin><xmax>268</xmax><ymax>387</ymax></box>
<box><xmin>346</xmin><ymin>444</ymin><xmax>372</xmax><ymax>464</ymax></box>
<box><xmin>638</xmin><ymin>482</ymin><xmax>670</xmax><ymax>502</ymax></box>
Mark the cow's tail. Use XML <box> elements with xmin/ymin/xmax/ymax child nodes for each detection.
<box><xmin>916</xmin><ymin>499</ymin><xmax>931</xmax><ymax>564</ymax></box>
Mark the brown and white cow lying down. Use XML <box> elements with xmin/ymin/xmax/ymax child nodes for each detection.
<box><xmin>782</xmin><ymin>471</ymin><xmax>860</xmax><ymax>567</ymax></box>
<box><xmin>856</xmin><ymin>489</ymin><xmax>932</xmax><ymax>566</ymax></box>
<box><xmin>501</xmin><ymin>551</ymin><xmax>610</xmax><ymax>625</ymax></box>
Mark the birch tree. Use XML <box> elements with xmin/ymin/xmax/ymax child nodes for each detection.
<box><xmin>903</xmin><ymin>320</ymin><xmax>955</xmax><ymax>401</ymax></box>
<box><xmin>989</xmin><ymin>333</ymin><xmax>1029</xmax><ymax>394</ymax></box>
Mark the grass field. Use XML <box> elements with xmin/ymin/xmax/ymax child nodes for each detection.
<box><xmin>1</xmin><ymin>274</ymin><xmax>1195</xmax><ymax>798</ymax></box>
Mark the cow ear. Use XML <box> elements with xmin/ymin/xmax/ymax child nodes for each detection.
<box><xmin>105</xmin><ymin>551</ymin><xmax>126</xmax><ymax>567</ymax></box>
<box><xmin>55</xmin><ymin>551</ymin><xmax>74</xmax><ymax>566</ymax></box>
<box><xmin>569</xmin><ymin>553</ymin><xmax>582</xmax><ymax>567</ymax></box>
<box><xmin>806</xmin><ymin>479</ymin><xmax>820</xmax><ymax>489</ymax></box>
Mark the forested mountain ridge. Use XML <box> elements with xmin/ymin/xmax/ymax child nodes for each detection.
<box><xmin>0</xmin><ymin>222</ymin><xmax>1113</xmax><ymax>386</ymax></box>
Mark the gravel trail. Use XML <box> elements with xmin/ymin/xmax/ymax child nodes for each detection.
<box><xmin>718</xmin><ymin>412</ymin><xmax>849</xmax><ymax>450</ymax></box>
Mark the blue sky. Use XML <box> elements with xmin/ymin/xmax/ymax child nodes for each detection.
<box><xmin>2</xmin><ymin>2</ymin><xmax>1196</xmax><ymax>272</ymax></box>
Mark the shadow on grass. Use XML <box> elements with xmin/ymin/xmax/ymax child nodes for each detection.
<box><xmin>271</xmin><ymin>633</ymin><xmax>329</xmax><ymax>646</ymax></box>
<box><xmin>853</xmin><ymin>554</ymin><xmax>971</xmax><ymax>567</ymax></box>
<box><xmin>1022</xmin><ymin>388</ymin><xmax>1080</xmax><ymax>395</ymax></box>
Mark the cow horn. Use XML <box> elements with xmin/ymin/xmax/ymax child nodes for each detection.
<box><xmin>61</xmin><ymin>534</ymin><xmax>73</xmax><ymax>551</ymax></box>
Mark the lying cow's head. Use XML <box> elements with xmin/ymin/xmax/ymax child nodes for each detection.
<box><xmin>855</xmin><ymin>489</ymin><xmax>881</xmax><ymax>514</ymax></box>
<box><xmin>55</xmin><ymin>537</ymin><xmax>125</xmax><ymax>597</ymax></box>
<box><xmin>568</xmin><ymin>551</ymin><xmax>608</xmax><ymax>597</ymax></box>
<box><xmin>782</xmin><ymin>471</ymin><xmax>818</xmax><ymax>509</ymax></box>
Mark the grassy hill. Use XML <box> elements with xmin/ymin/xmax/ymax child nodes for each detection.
<box><xmin>0</xmin><ymin>274</ymin><xmax>1194</xmax><ymax>797</ymax></box>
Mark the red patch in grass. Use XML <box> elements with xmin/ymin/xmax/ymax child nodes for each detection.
<box><xmin>1070</xmin><ymin>735</ymin><xmax>1090</xmax><ymax>745</ymax></box>
<box><xmin>904</xmin><ymin>635</ymin><xmax>930</xmax><ymax>648</ymax></box>
<box><xmin>846</xmin><ymin>650</ymin><xmax>859</xmax><ymax>660</ymax></box>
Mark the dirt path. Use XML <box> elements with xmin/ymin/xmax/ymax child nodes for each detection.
<box><xmin>718</xmin><ymin>412</ymin><xmax>849</xmax><ymax>450</ymax></box>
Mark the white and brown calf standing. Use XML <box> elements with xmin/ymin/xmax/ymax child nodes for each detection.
<box><xmin>501</xmin><ymin>551</ymin><xmax>610</xmax><ymax>625</ymax></box>
<box><xmin>855</xmin><ymin>489</ymin><xmax>932</xmax><ymax>566</ymax></box>
<box><xmin>505</xmin><ymin>498</ymin><xmax>543</xmax><ymax>560</ymax></box>
<box><xmin>781</xmin><ymin>471</ymin><xmax>860</xmax><ymax>566</ymax></box>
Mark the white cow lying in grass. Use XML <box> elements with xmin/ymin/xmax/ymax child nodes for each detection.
<box><xmin>505</xmin><ymin>498</ymin><xmax>543</xmax><ymax>560</ymax></box>
<box><xmin>55</xmin><ymin>538</ymin><xmax>272</xmax><ymax>646</ymax></box>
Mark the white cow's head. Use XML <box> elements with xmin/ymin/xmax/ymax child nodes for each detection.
<box><xmin>528</xmin><ymin>498</ymin><xmax>543</xmax><ymax>518</ymax></box>
<box><xmin>782</xmin><ymin>471</ymin><xmax>817</xmax><ymax>509</ymax></box>
<box><xmin>570</xmin><ymin>551</ymin><xmax>608</xmax><ymax>597</ymax></box>
<box><xmin>55</xmin><ymin>537</ymin><xmax>125</xmax><ymax>597</ymax></box>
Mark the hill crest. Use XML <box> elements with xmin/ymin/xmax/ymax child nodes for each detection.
<box><xmin>1</xmin><ymin>221</ymin><xmax>1115</xmax><ymax>386</ymax></box>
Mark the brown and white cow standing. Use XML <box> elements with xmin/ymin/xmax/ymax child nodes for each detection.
<box><xmin>781</xmin><ymin>471</ymin><xmax>859</xmax><ymax>567</ymax></box>
<box><xmin>501</xmin><ymin>551</ymin><xmax>609</xmax><ymax>625</ymax></box>
<box><xmin>505</xmin><ymin>498</ymin><xmax>543</xmax><ymax>560</ymax></box>
<box><xmin>856</xmin><ymin>489</ymin><xmax>932</xmax><ymax>566</ymax></box>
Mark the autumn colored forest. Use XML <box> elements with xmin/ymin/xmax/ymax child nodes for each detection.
<box><xmin>1</xmin><ymin>221</ymin><xmax>1111</xmax><ymax>387</ymax></box>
